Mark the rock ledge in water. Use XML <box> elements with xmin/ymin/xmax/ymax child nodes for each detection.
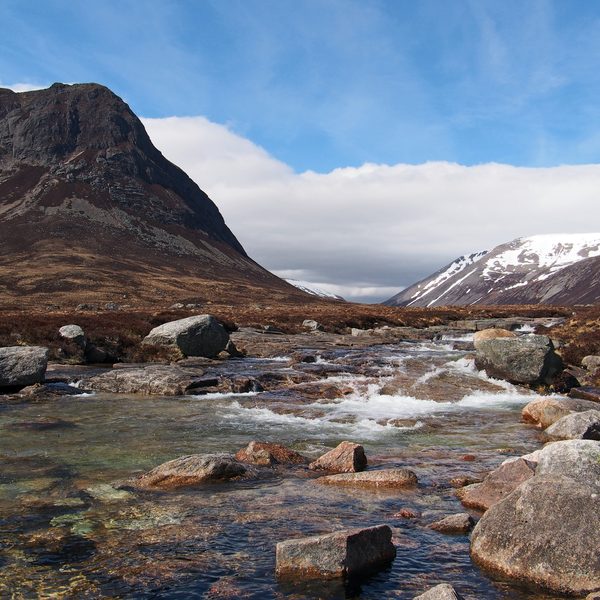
<box><xmin>317</xmin><ymin>469</ymin><xmax>418</xmax><ymax>489</ymax></box>
<box><xmin>308</xmin><ymin>441</ymin><xmax>367</xmax><ymax>473</ymax></box>
<box><xmin>275</xmin><ymin>524</ymin><xmax>396</xmax><ymax>579</ymax></box>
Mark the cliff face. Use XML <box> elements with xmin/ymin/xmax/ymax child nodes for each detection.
<box><xmin>0</xmin><ymin>83</ymin><xmax>302</xmax><ymax>308</ymax></box>
<box><xmin>384</xmin><ymin>234</ymin><xmax>600</xmax><ymax>307</ymax></box>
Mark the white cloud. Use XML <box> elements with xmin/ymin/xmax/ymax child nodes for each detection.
<box><xmin>142</xmin><ymin>116</ymin><xmax>600</xmax><ymax>303</ymax></box>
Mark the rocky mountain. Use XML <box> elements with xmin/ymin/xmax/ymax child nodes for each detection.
<box><xmin>383</xmin><ymin>234</ymin><xmax>600</xmax><ymax>307</ymax></box>
<box><xmin>0</xmin><ymin>83</ymin><xmax>305</xmax><ymax>309</ymax></box>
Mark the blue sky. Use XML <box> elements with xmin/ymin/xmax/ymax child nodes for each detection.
<box><xmin>2</xmin><ymin>1</ymin><xmax>600</xmax><ymax>302</ymax></box>
<box><xmin>3</xmin><ymin>0</ymin><xmax>600</xmax><ymax>173</ymax></box>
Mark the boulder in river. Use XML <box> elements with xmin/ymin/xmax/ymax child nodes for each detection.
<box><xmin>309</xmin><ymin>441</ymin><xmax>367</xmax><ymax>473</ymax></box>
<box><xmin>473</xmin><ymin>328</ymin><xmax>516</xmax><ymax>349</ymax></box>
<box><xmin>470</xmin><ymin>475</ymin><xmax>600</xmax><ymax>595</ymax></box>
<box><xmin>534</xmin><ymin>439</ymin><xmax>600</xmax><ymax>489</ymax></box>
<box><xmin>413</xmin><ymin>583</ymin><xmax>464</xmax><ymax>600</ymax></box>
<box><xmin>275</xmin><ymin>524</ymin><xmax>396</xmax><ymax>579</ymax></box>
<box><xmin>317</xmin><ymin>469</ymin><xmax>418</xmax><ymax>489</ymax></box>
<box><xmin>522</xmin><ymin>396</ymin><xmax>599</xmax><ymax>428</ymax></box>
<box><xmin>126</xmin><ymin>453</ymin><xmax>251</xmax><ymax>490</ymax></box>
<box><xmin>0</xmin><ymin>346</ymin><xmax>48</xmax><ymax>388</ymax></box>
<box><xmin>457</xmin><ymin>458</ymin><xmax>535</xmax><ymax>512</ymax></box>
<box><xmin>544</xmin><ymin>410</ymin><xmax>600</xmax><ymax>440</ymax></box>
<box><xmin>235</xmin><ymin>441</ymin><xmax>309</xmax><ymax>466</ymax></box>
<box><xmin>474</xmin><ymin>334</ymin><xmax>563</xmax><ymax>385</ymax></box>
<box><xmin>142</xmin><ymin>315</ymin><xmax>229</xmax><ymax>358</ymax></box>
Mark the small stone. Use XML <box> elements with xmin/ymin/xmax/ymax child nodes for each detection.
<box><xmin>275</xmin><ymin>524</ymin><xmax>396</xmax><ymax>579</ymax></box>
<box><xmin>302</xmin><ymin>319</ymin><xmax>323</xmax><ymax>331</ymax></box>
<box><xmin>235</xmin><ymin>441</ymin><xmax>309</xmax><ymax>466</ymax></box>
<box><xmin>449</xmin><ymin>475</ymin><xmax>482</xmax><ymax>488</ymax></box>
<box><xmin>394</xmin><ymin>508</ymin><xmax>420</xmax><ymax>519</ymax></box>
<box><xmin>428</xmin><ymin>513</ymin><xmax>475</xmax><ymax>534</ymax></box>
<box><xmin>309</xmin><ymin>441</ymin><xmax>367</xmax><ymax>473</ymax></box>
<box><xmin>582</xmin><ymin>356</ymin><xmax>600</xmax><ymax>371</ymax></box>
<box><xmin>413</xmin><ymin>583</ymin><xmax>463</xmax><ymax>599</ymax></box>
<box><xmin>59</xmin><ymin>324</ymin><xmax>86</xmax><ymax>348</ymax></box>
<box><xmin>317</xmin><ymin>469</ymin><xmax>418</xmax><ymax>489</ymax></box>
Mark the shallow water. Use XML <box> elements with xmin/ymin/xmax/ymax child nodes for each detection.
<box><xmin>0</xmin><ymin>341</ymin><xmax>564</xmax><ymax>599</ymax></box>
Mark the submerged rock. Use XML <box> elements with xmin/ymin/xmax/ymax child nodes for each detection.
<box><xmin>275</xmin><ymin>524</ymin><xmax>396</xmax><ymax>579</ymax></box>
<box><xmin>544</xmin><ymin>410</ymin><xmax>600</xmax><ymax>440</ymax></box>
<box><xmin>471</xmin><ymin>475</ymin><xmax>600</xmax><ymax>595</ymax></box>
<box><xmin>0</xmin><ymin>346</ymin><xmax>48</xmax><ymax>388</ymax></box>
<box><xmin>142</xmin><ymin>315</ymin><xmax>229</xmax><ymax>358</ymax></box>
<box><xmin>413</xmin><ymin>583</ymin><xmax>464</xmax><ymax>599</ymax></box>
<box><xmin>235</xmin><ymin>441</ymin><xmax>309</xmax><ymax>466</ymax></box>
<box><xmin>474</xmin><ymin>334</ymin><xmax>563</xmax><ymax>385</ymax></box>
<box><xmin>521</xmin><ymin>396</ymin><xmax>599</xmax><ymax>428</ymax></box>
<box><xmin>457</xmin><ymin>458</ymin><xmax>535</xmax><ymax>512</ymax></box>
<box><xmin>428</xmin><ymin>513</ymin><xmax>475</xmax><ymax>535</ymax></box>
<box><xmin>309</xmin><ymin>441</ymin><xmax>367</xmax><ymax>473</ymax></box>
<box><xmin>126</xmin><ymin>454</ymin><xmax>250</xmax><ymax>490</ymax></box>
<box><xmin>317</xmin><ymin>469</ymin><xmax>418</xmax><ymax>489</ymax></box>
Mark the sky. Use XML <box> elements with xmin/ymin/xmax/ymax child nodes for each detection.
<box><xmin>2</xmin><ymin>0</ymin><xmax>600</xmax><ymax>302</ymax></box>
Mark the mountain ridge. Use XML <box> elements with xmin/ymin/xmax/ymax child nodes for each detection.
<box><xmin>384</xmin><ymin>233</ymin><xmax>600</xmax><ymax>307</ymax></box>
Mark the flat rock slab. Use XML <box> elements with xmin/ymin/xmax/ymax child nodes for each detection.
<box><xmin>570</xmin><ymin>386</ymin><xmax>600</xmax><ymax>403</ymax></box>
<box><xmin>85</xmin><ymin>366</ymin><xmax>210</xmax><ymax>395</ymax></box>
<box><xmin>413</xmin><ymin>583</ymin><xmax>464</xmax><ymax>599</ymax></box>
<box><xmin>0</xmin><ymin>346</ymin><xmax>48</xmax><ymax>388</ymax></box>
<box><xmin>317</xmin><ymin>469</ymin><xmax>418</xmax><ymax>489</ymax></box>
<box><xmin>545</xmin><ymin>410</ymin><xmax>600</xmax><ymax>440</ymax></box>
<box><xmin>276</xmin><ymin>524</ymin><xmax>396</xmax><ymax>579</ymax></box>
<box><xmin>428</xmin><ymin>513</ymin><xmax>475</xmax><ymax>535</ymax></box>
<box><xmin>309</xmin><ymin>441</ymin><xmax>367</xmax><ymax>473</ymax></box>
<box><xmin>125</xmin><ymin>453</ymin><xmax>251</xmax><ymax>490</ymax></box>
<box><xmin>471</xmin><ymin>475</ymin><xmax>600</xmax><ymax>596</ymax></box>
<box><xmin>458</xmin><ymin>458</ymin><xmax>535</xmax><ymax>512</ymax></box>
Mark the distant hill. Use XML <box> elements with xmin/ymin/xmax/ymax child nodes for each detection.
<box><xmin>0</xmin><ymin>83</ymin><xmax>306</xmax><ymax>309</ymax></box>
<box><xmin>383</xmin><ymin>233</ymin><xmax>600</xmax><ymax>307</ymax></box>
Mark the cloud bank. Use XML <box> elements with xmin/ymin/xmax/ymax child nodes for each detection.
<box><xmin>143</xmin><ymin>116</ymin><xmax>600</xmax><ymax>302</ymax></box>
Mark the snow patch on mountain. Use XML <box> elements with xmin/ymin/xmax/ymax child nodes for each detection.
<box><xmin>286</xmin><ymin>279</ymin><xmax>345</xmax><ymax>301</ymax></box>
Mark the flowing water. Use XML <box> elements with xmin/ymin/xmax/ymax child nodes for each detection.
<box><xmin>0</xmin><ymin>339</ymin><xmax>564</xmax><ymax>599</ymax></box>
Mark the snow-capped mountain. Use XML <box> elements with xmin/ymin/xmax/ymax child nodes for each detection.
<box><xmin>285</xmin><ymin>279</ymin><xmax>345</xmax><ymax>301</ymax></box>
<box><xmin>383</xmin><ymin>233</ymin><xmax>600</xmax><ymax>307</ymax></box>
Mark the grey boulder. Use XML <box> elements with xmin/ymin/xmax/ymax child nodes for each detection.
<box><xmin>470</xmin><ymin>475</ymin><xmax>600</xmax><ymax>595</ymax></box>
<box><xmin>275</xmin><ymin>524</ymin><xmax>395</xmax><ymax>579</ymax></box>
<box><xmin>474</xmin><ymin>334</ymin><xmax>563</xmax><ymax>385</ymax></box>
<box><xmin>0</xmin><ymin>346</ymin><xmax>49</xmax><ymax>388</ymax></box>
<box><xmin>143</xmin><ymin>314</ymin><xmax>229</xmax><ymax>358</ymax></box>
<box><xmin>534</xmin><ymin>439</ymin><xmax>600</xmax><ymax>489</ymax></box>
<box><xmin>58</xmin><ymin>324</ymin><xmax>86</xmax><ymax>348</ymax></box>
<box><xmin>413</xmin><ymin>583</ymin><xmax>463</xmax><ymax>600</ymax></box>
<box><xmin>544</xmin><ymin>410</ymin><xmax>600</xmax><ymax>440</ymax></box>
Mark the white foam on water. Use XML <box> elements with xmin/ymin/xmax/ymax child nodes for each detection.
<box><xmin>439</xmin><ymin>333</ymin><xmax>474</xmax><ymax>342</ymax></box>
<box><xmin>190</xmin><ymin>391</ymin><xmax>260</xmax><ymax>401</ymax></box>
<box><xmin>514</xmin><ymin>324</ymin><xmax>536</xmax><ymax>333</ymax></box>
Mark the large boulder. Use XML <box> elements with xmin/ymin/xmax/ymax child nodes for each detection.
<box><xmin>522</xmin><ymin>396</ymin><xmax>599</xmax><ymax>428</ymax></box>
<box><xmin>534</xmin><ymin>440</ymin><xmax>600</xmax><ymax>489</ymax></box>
<box><xmin>317</xmin><ymin>469</ymin><xmax>418</xmax><ymax>489</ymax></box>
<box><xmin>85</xmin><ymin>366</ymin><xmax>214</xmax><ymax>395</ymax></box>
<box><xmin>473</xmin><ymin>328</ymin><xmax>516</xmax><ymax>349</ymax></box>
<box><xmin>474</xmin><ymin>335</ymin><xmax>563</xmax><ymax>385</ymax></box>
<box><xmin>275</xmin><ymin>524</ymin><xmax>395</xmax><ymax>579</ymax></box>
<box><xmin>0</xmin><ymin>346</ymin><xmax>49</xmax><ymax>388</ymax></box>
<box><xmin>58</xmin><ymin>324</ymin><xmax>86</xmax><ymax>349</ymax></box>
<box><xmin>544</xmin><ymin>410</ymin><xmax>600</xmax><ymax>440</ymax></box>
<box><xmin>470</xmin><ymin>475</ymin><xmax>600</xmax><ymax>595</ymax></box>
<box><xmin>457</xmin><ymin>458</ymin><xmax>535</xmax><ymax>512</ymax></box>
<box><xmin>308</xmin><ymin>441</ymin><xmax>367</xmax><ymax>473</ymax></box>
<box><xmin>126</xmin><ymin>454</ymin><xmax>250</xmax><ymax>490</ymax></box>
<box><xmin>142</xmin><ymin>315</ymin><xmax>229</xmax><ymax>358</ymax></box>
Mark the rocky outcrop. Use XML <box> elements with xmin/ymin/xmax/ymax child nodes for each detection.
<box><xmin>275</xmin><ymin>525</ymin><xmax>395</xmax><ymax>579</ymax></box>
<box><xmin>470</xmin><ymin>475</ymin><xmax>600</xmax><ymax>595</ymax></box>
<box><xmin>474</xmin><ymin>335</ymin><xmax>563</xmax><ymax>385</ymax></box>
<box><xmin>142</xmin><ymin>315</ymin><xmax>229</xmax><ymax>358</ymax></box>
<box><xmin>427</xmin><ymin>513</ymin><xmax>475</xmax><ymax>535</ymax></box>
<box><xmin>234</xmin><ymin>441</ymin><xmax>309</xmax><ymax>466</ymax></box>
<box><xmin>125</xmin><ymin>454</ymin><xmax>250</xmax><ymax>490</ymax></box>
<box><xmin>308</xmin><ymin>441</ymin><xmax>367</xmax><ymax>473</ymax></box>
<box><xmin>0</xmin><ymin>346</ymin><xmax>48</xmax><ymax>388</ymax></box>
<box><xmin>85</xmin><ymin>366</ymin><xmax>214</xmax><ymax>395</ymax></box>
<box><xmin>457</xmin><ymin>458</ymin><xmax>535</xmax><ymax>512</ymax></box>
<box><xmin>317</xmin><ymin>469</ymin><xmax>418</xmax><ymax>489</ymax></box>
<box><xmin>522</xmin><ymin>396</ymin><xmax>600</xmax><ymax>428</ymax></box>
<box><xmin>544</xmin><ymin>410</ymin><xmax>600</xmax><ymax>440</ymax></box>
<box><xmin>413</xmin><ymin>584</ymin><xmax>464</xmax><ymax>600</ymax></box>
